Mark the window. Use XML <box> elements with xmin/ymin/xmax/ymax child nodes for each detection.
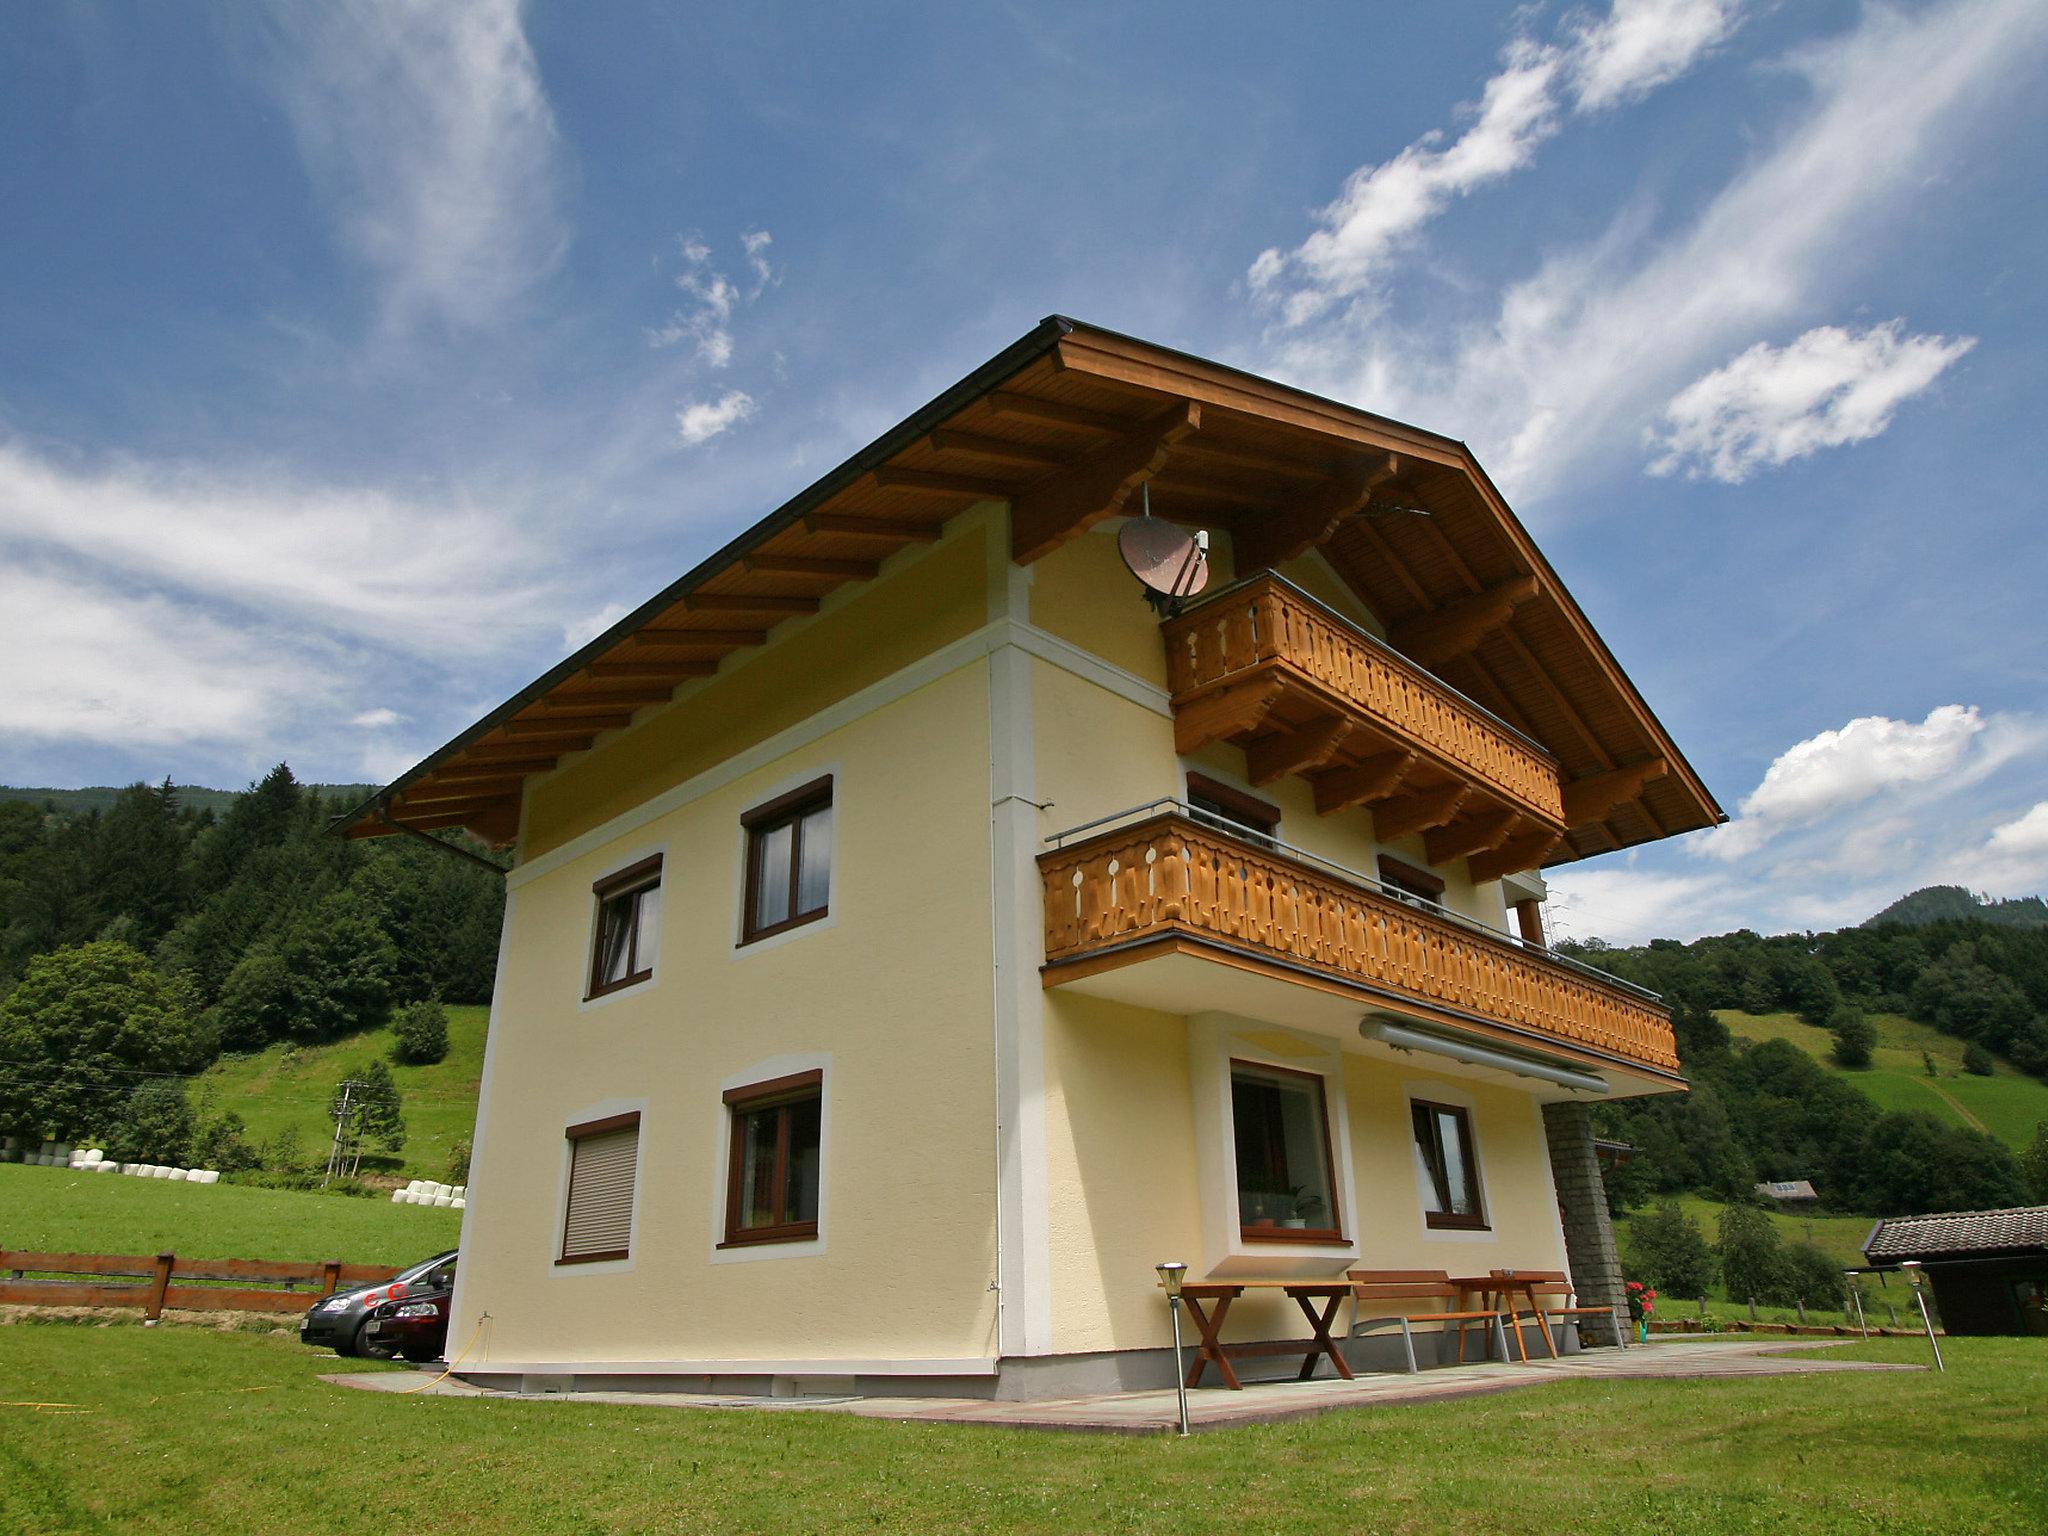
<box><xmin>1412</xmin><ymin>1100</ymin><xmax>1486</xmax><ymax>1230</ymax></box>
<box><xmin>559</xmin><ymin>1113</ymin><xmax>640</xmax><ymax>1264</ymax></box>
<box><xmin>741</xmin><ymin>776</ymin><xmax>833</xmax><ymax>944</ymax></box>
<box><xmin>1378</xmin><ymin>854</ymin><xmax>1445</xmax><ymax>908</ymax></box>
<box><xmin>1230</xmin><ymin>1061</ymin><xmax>1341</xmax><ymax>1242</ymax></box>
<box><xmin>1186</xmin><ymin>772</ymin><xmax>1280</xmax><ymax>849</ymax></box>
<box><xmin>588</xmin><ymin>855</ymin><xmax>662</xmax><ymax>998</ymax></box>
<box><xmin>722</xmin><ymin>1070</ymin><xmax>823</xmax><ymax>1246</ymax></box>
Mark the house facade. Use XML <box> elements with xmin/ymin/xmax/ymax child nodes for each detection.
<box><xmin>340</xmin><ymin>318</ymin><xmax>1720</xmax><ymax>1396</ymax></box>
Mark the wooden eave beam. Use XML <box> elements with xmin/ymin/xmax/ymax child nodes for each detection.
<box><xmin>1246</xmin><ymin>716</ymin><xmax>1353</xmax><ymax>786</ymax></box>
<box><xmin>927</xmin><ymin>428</ymin><xmax>1066</xmax><ymax>466</ymax></box>
<box><xmin>1425</xmin><ymin>807</ymin><xmax>1519</xmax><ymax>866</ymax></box>
<box><xmin>1373</xmin><ymin>782</ymin><xmax>1471</xmax><ymax>842</ymax></box>
<box><xmin>630</xmin><ymin>627</ymin><xmax>768</xmax><ymax>649</ymax></box>
<box><xmin>1563</xmin><ymin>759</ymin><xmax>1669</xmax><ymax>827</ymax></box>
<box><xmin>1311</xmin><ymin>750</ymin><xmax>1419</xmax><ymax>815</ymax></box>
<box><xmin>984</xmin><ymin>391</ymin><xmax>1127</xmax><ymax>434</ymax></box>
<box><xmin>1469</xmin><ymin>830</ymin><xmax>1564</xmax><ymax>885</ymax></box>
<box><xmin>742</xmin><ymin>554</ymin><xmax>882</xmax><ymax>580</ymax></box>
<box><xmin>397</xmin><ymin>783</ymin><xmax>521</xmax><ymax>810</ymax></box>
<box><xmin>1388</xmin><ymin>576</ymin><xmax>1541</xmax><ymax>668</ymax></box>
<box><xmin>501</xmin><ymin>718</ymin><xmax>616</xmax><ymax>739</ymax></box>
<box><xmin>870</xmin><ymin>466</ymin><xmax>1017</xmax><ymax>498</ymax></box>
<box><xmin>1011</xmin><ymin>399</ymin><xmax>1202</xmax><ymax>564</ymax></box>
<box><xmin>540</xmin><ymin>691</ymin><xmax>672</xmax><ymax>712</ymax></box>
<box><xmin>587</xmin><ymin>659</ymin><xmax>719</xmax><ymax>681</ymax></box>
<box><xmin>1172</xmin><ymin>676</ymin><xmax>1283</xmax><ymax>756</ymax></box>
<box><xmin>681</xmin><ymin>592</ymin><xmax>819</xmax><ymax>616</ymax></box>
<box><xmin>802</xmin><ymin>513</ymin><xmax>942</xmax><ymax>542</ymax></box>
<box><xmin>433</xmin><ymin>757</ymin><xmax>556</xmax><ymax>777</ymax></box>
<box><xmin>1233</xmin><ymin>455</ymin><xmax>1400</xmax><ymax>573</ymax></box>
<box><xmin>389</xmin><ymin>807</ymin><xmax>498</xmax><ymax>832</ymax></box>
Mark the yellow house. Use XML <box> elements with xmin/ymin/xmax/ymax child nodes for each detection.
<box><xmin>340</xmin><ymin>318</ymin><xmax>1720</xmax><ymax>1397</ymax></box>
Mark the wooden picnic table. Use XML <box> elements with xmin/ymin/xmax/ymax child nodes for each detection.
<box><xmin>1172</xmin><ymin>1280</ymin><xmax>1356</xmax><ymax>1390</ymax></box>
<box><xmin>1450</xmin><ymin>1274</ymin><xmax>1558</xmax><ymax>1361</ymax></box>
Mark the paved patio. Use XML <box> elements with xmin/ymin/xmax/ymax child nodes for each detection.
<box><xmin>328</xmin><ymin>1338</ymin><xmax>1923</xmax><ymax>1435</ymax></box>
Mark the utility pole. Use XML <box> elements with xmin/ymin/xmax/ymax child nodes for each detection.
<box><xmin>325</xmin><ymin>1079</ymin><xmax>361</xmax><ymax>1188</ymax></box>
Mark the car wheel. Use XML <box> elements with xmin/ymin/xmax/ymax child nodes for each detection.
<box><xmin>353</xmin><ymin>1320</ymin><xmax>398</xmax><ymax>1361</ymax></box>
<box><xmin>400</xmin><ymin>1345</ymin><xmax>441</xmax><ymax>1364</ymax></box>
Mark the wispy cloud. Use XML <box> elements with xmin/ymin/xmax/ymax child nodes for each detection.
<box><xmin>350</xmin><ymin>707</ymin><xmax>402</xmax><ymax>729</ymax></box>
<box><xmin>648</xmin><ymin>232</ymin><xmax>777</xmax><ymax>365</ymax></box>
<box><xmin>675</xmin><ymin>390</ymin><xmax>757</xmax><ymax>447</ymax></box>
<box><xmin>1249</xmin><ymin>0</ymin><xmax>1743</xmax><ymax>324</ymax></box>
<box><xmin>1255</xmin><ymin>0</ymin><xmax>2048</xmax><ymax>503</ymax></box>
<box><xmin>258</xmin><ymin>0</ymin><xmax>565</xmax><ymax>334</ymax></box>
<box><xmin>1648</xmin><ymin>321</ymin><xmax>1975</xmax><ymax>482</ymax></box>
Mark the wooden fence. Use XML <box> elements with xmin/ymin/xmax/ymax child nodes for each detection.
<box><xmin>0</xmin><ymin>1249</ymin><xmax>400</xmax><ymax>1320</ymax></box>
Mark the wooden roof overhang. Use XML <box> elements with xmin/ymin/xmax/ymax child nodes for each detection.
<box><xmin>336</xmin><ymin>317</ymin><xmax>1721</xmax><ymax>863</ymax></box>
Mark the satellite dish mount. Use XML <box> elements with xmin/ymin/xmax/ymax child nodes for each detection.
<box><xmin>1118</xmin><ymin>485</ymin><xmax>1210</xmax><ymax>619</ymax></box>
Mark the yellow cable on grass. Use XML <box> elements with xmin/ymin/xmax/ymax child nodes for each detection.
<box><xmin>395</xmin><ymin>1315</ymin><xmax>486</xmax><ymax>1395</ymax></box>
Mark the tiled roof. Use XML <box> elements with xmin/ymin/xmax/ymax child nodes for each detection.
<box><xmin>1864</xmin><ymin>1206</ymin><xmax>2048</xmax><ymax>1260</ymax></box>
<box><xmin>1756</xmin><ymin>1180</ymin><xmax>1818</xmax><ymax>1201</ymax></box>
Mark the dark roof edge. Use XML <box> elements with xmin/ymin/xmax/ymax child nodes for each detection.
<box><xmin>331</xmin><ymin>315</ymin><xmax>1075</xmax><ymax>839</ymax></box>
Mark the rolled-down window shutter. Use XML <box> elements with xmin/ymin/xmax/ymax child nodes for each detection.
<box><xmin>562</xmin><ymin>1120</ymin><xmax>639</xmax><ymax>1261</ymax></box>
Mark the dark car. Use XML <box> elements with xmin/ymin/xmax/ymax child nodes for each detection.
<box><xmin>361</xmin><ymin>1284</ymin><xmax>453</xmax><ymax>1363</ymax></box>
<box><xmin>300</xmin><ymin>1250</ymin><xmax>456</xmax><ymax>1360</ymax></box>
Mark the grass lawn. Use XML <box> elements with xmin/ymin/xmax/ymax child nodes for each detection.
<box><xmin>1</xmin><ymin>1326</ymin><xmax>2043</xmax><ymax>1534</ymax></box>
<box><xmin>198</xmin><ymin>1003</ymin><xmax>488</xmax><ymax>1180</ymax></box>
<box><xmin>1718</xmin><ymin>1009</ymin><xmax>2048</xmax><ymax>1151</ymax></box>
<box><xmin>0</xmin><ymin>1164</ymin><xmax>459</xmax><ymax>1268</ymax></box>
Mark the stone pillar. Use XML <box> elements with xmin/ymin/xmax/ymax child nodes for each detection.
<box><xmin>1542</xmin><ymin>1101</ymin><xmax>1627</xmax><ymax>1346</ymax></box>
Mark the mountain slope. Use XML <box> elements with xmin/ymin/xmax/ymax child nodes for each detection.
<box><xmin>1865</xmin><ymin>886</ymin><xmax>2048</xmax><ymax>928</ymax></box>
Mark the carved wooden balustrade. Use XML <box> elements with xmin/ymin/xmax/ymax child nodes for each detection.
<box><xmin>1040</xmin><ymin>811</ymin><xmax>1678</xmax><ymax>1076</ymax></box>
<box><xmin>1162</xmin><ymin>575</ymin><xmax>1566</xmax><ymax>844</ymax></box>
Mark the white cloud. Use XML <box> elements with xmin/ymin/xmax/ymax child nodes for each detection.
<box><xmin>562</xmin><ymin>601</ymin><xmax>631</xmax><ymax>649</ymax></box>
<box><xmin>1648</xmin><ymin>321</ymin><xmax>1975</xmax><ymax>481</ymax></box>
<box><xmin>1700</xmin><ymin>704</ymin><xmax>2011</xmax><ymax>861</ymax></box>
<box><xmin>1257</xmin><ymin>0</ymin><xmax>2048</xmax><ymax>503</ymax></box>
<box><xmin>648</xmin><ymin>232</ymin><xmax>775</xmax><ymax>365</ymax></box>
<box><xmin>1986</xmin><ymin>802</ymin><xmax>2048</xmax><ymax>860</ymax></box>
<box><xmin>675</xmin><ymin>391</ymin><xmax>756</xmax><ymax>447</ymax></box>
<box><xmin>259</xmin><ymin>0</ymin><xmax>565</xmax><ymax>333</ymax></box>
<box><xmin>742</xmin><ymin>229</ymin><xmax>777</xmax><ymax>296</ymax></box>
<box><xmin>1945</xmin><ymin>801</ymin><xmax>2048</xmax><ymax>893</ymax></box>
<box><xmin>350</xmin><ymin>707</ymin><xmax>402</xmax><ymax>729</ymax></box>
<box><xmin>1249</xmin><ymin>0</ymin><xmax>1743</xmax><ymax>322</ymax></box>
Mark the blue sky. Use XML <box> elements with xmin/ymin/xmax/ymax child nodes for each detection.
<box><xmin>2</xmin><ymin>0</ymin><xmax>2044</xmax><ymax>942</ymax></box>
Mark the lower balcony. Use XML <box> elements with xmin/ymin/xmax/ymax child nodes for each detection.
<box><xmin>1038</xmin><ymin>805</ymin><xmax>1680</xmax><ymax>1088</ymax></box>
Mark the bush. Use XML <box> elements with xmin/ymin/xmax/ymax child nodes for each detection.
<box><xmin>107</xmin><ymin>1079</ymin><xmax>196</xmax><ymax>1166</ymax></box>
<box><xmin>1624</xmin><ymin>1200</ymin><xmax>1716</xmax><ymax>1298</ymax></box>
<box><xmin>449</xmin><ymin>1137</ymin><xmax>472</xmax><ymax>1185</ymax></box>
<box><xmin>390</xmin><ymin>999</ymin><xmax>449</xmax><ymax>1066</ymax></box>
<box><xmin>2020</xmin><ymin>1122</ymin><xmax>2048</xmax><ymax>1203</ymax></box>
<box><xmin>1717</xmin><ymin>1201</ymin><xmax>1785</xmax><ymax>1305</ymax></box>
<box><xmin>1829</xmin><ymin>1006</ymin><xmax>1877</xmax><ymax>1069</ymax></box>
<box><xmin>256</xmin><ymin>1124</ymin><xmax>306</xmax><ymax>1174</ymax></box>
<box><xmin>191</xmin><ymin>1106</ymin><xmax>261</xmax><ymax>1173</ymax></box>
<box><xmin>1779</xmin><ymin>1241</ymin><xmax>1845</xmax><ymax>1308</ymax></box>
<box><xmin>1962</xmin><ymin>1042</ymin><xmax>1996</xmax><ymax>1076</ymax></box>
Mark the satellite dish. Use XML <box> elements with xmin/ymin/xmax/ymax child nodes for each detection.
<box><xmin>1118</xmin><ymin>486</ymin><xmax>1209</xmax><ymax>617</ymax></box>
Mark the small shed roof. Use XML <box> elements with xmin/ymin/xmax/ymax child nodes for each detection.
<box><xmin>1864</xmin><ymin>1206</ymin><xmax>2048</xmax><ymax>1261</ymax></box>
<box><xmin>1756</xmin><ymin>1180</ymin><xmax>1819</xmax><ymax>1202</ymax></box>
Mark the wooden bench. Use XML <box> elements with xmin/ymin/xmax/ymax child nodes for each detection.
<box><xmin>1348</xmin><ymin>1269</ymin><xmax>1509</xmax><ymax>1374</ymax></box>
<box><xmin>1491</xmin><ymin>1268</ymin><xmax>1627</xmax><ymax>1356</ymax></box>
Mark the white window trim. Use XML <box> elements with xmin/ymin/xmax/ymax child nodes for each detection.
<box><xmin>550</xmin><ymin>1096</ymin><xmax>648</xmax><ymax>1278</ymax></box>
<box><xmin>577</xmin><ymin>842</ymin><xmax>668</xmax><ymax>1013</ymax></box>
<box><xmin>709</xmin><ymin>1052</ymin><xmax>832</xmax><ymax>1265</ymax></box>
<box><xmin>1402</xmin><ymin>1076</ymin><xmax>1497</xmax><ymax>1245</ymax></box>
<box><xmin>729</xmin><ymin>765</ymin><xmax>841</xmax><ymax>959</ymax></box>
<box><xmin>1189</xmin><ymin>1013</ymin><xmax>1360</xmax><ymax>1278</ymax></box>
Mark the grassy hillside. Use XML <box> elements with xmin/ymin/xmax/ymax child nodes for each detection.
<box><xmin>1614</xmin><ymin>1193</ymin><xmax>1873</xmax><ymax>1272</ymax></box>
<box><xmin>0</xmin><ymin>1163</ymin><xmax>459</xmax><ymax>1266</ymax></box>
<box><xmin>200</xmin><ymin>1004</ymin><xmax>488</xmax><ymax>1181</ymax></box>
<box><xmin>1718</xmin><ymin>1009</ymin><xmax>2048</xmax><ymax>1150</ymax></box>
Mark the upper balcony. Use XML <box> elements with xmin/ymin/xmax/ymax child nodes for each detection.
<box><xmin>1162</xmin><ymin>574</ymin><xmax>1566</xmax><ymax>882</ymax></box>
<box><xmin>1038</xmin><ymin>805</ymin><xmax>1679</xmax><ymax>1086</ymax></box>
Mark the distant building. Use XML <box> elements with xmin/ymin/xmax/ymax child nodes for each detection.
<box><xmin>1755</xmin><ymin>1180</ymin><xmax>1819</xmax><ymax>1210</ymax></box>
<box><xmin>1863</xmin><ymin>1206</ymin><xmax>2048</xmax><ymax>1336</ymax></box>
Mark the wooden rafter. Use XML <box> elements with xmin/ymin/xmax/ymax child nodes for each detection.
<box><xmin>742</xmin><ymin>554</ymin><xmax>882</xmax><ymax>580</ymax></box>
<box><xmin>587</xmin><ymin>660</ymin><xmax>717</xmax><ymax>681</ymax></box>
<box><xmin>1425</xmin><ymin>807</ymin><xmax>1519</xmax><ymax>866</ymax></box>
<box><xmin>927</xmin><ymin>428</ymin><xmax>1065</xmax><ymax>466</ymax></box>
<box><xmin>1011</xmin><ymin>399</ymin><xmax>1202</xmax><ymax>563</ymax></box>
<box><xmin>1233</xmin><ymin>455</ymin><xmax>1399</xmax><ymax>573</ymax></box>
<box><xmin>870</xmin><ymin>466</ymin><xmax>1016</xmax><ymax>498</ymax></box>
<box><xmin>1246</xmin><ymin>716</ymin><xmax>1353</xmax><ymax>786</ymax></box>
<box><xmin>501</xmin><ymin>718</ymin><xmax>618</xmax><ymax>739</ymax></box>
<box><xmin>630</xmin><ymin>627</ymin><xmax>768</xmax><ymax>649</ymax></box>
<box><xmin>1563</xmin><ymin>759</ymin><xmax>1668</xmax><ymax>827</ymax></box>
<box><xmin>1469</xmin><ymin>830</ymin><xmax>1563</xmax><ymax>885</ymax></box>
<box><xmin>1373</xmin><ymin>783</ymin><xmax>1470</xmax><ymax>842</ymax></box>
<box><xmin>540</xmin><ymin>690</ymin><xmax>672</xmax><ymax>712</ymax></box>
<box><xmin>801</xmin><ymin>513</ymin><xmax>942</xmax><ymax>542</ymax></box>
<box><xmin>1388</xmin><ymin>576</ymin><xmax>1541</xmax><ymax>667</ymax></box>
<box><xmin>680</xmin><ymin>592</ymin><xmax>819</xmax><ymax>616</ymax></box>
<box><xmin>1172</xmin><ymin>677</ymin><xmax>1282</xmax><ymax>756</ymax></box>
<box><xmin>1311</xmin><ymin>750</ymin><xmax>1418</xmax><ymax>815</ymax></box>
<box><xmin>983</xmin><ymin>390</ymin><xmax>1125</xmax><ymax>433</ymax></box>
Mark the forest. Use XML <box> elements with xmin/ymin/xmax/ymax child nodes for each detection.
<box><xmin>0</xmin><ymin>766</ymin><xmax>502</xmax><ymax>1172</ymax></box>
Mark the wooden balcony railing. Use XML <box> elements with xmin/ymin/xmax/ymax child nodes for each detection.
<box><xmin>1162</xmin><ymin>575</ymin><xmax>1565</xmax><ymax>838</ymax></box>
<box><xmin>1039</xmin><ymin>808</ymin><xmax>1678</xmax><ymax>1077</ymax></box>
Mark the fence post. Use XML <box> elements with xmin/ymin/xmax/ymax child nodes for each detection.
<box><xmin>319</xmin><ymin>1260</ymin><xmax>342</xmax><ymax>1297</ymax></box>
<box><xmin>145</xmin><ymin>1252</ymin><xmax>174</xmax><ymax>1321</ymax></box>
<box><xmin>1747</xmin><ymin>1296</ymin><xmax>1758</xmax><ymax>1322</ymax></box>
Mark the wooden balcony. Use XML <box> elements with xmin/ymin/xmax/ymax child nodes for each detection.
<box><xmin>1163</xmin><ymin>575</ymin><xmax>1566</xmax><ymax>882</ymax></box>
<box><xmin>1039</xmin><ymin>809</ymin><xmax>1678</xmax><ymax>1079</ymax></box>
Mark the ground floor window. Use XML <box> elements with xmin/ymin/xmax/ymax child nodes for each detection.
<box><xmin>559</xmin><ymin>1112</ymin><xmax>640</xmax><ymax>1264</ymax></box>
<box><xmin>1412</xmin><ymin>1099</ymin><xmax>1486</xmax><ymax>1230</ymax></box>
<box><xmin>1230</xmin><ymin>1060</ymin><xmax>1341</xmax><ymax>1242</ymax></box>
<box><xmin>722</xmin><ymin>1070</ymin><xmax>823</xmax><ymax>1246</ymax></box>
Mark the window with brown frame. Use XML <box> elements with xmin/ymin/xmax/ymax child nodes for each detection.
<box><xmin>1411</xmin><ymin>1100</ymin><xmax>1487</xmax><ymax>1230</ymax></box>
<box><xmin>1230</xmin><ymin>1060</ymin><xmax>1342</xmax><ymax>1243</ymax></box>
<box><xmin>1378</xmin><ymin>854</ymin><xmax>1446</xmax><ymax>908</ymax></box>
<box><xmin>587</xmin><ymin>855</ymin><xmax>663</xmax><ymax>998</ymax></box>
<box><xmin>1185</xmin><ymin>772</ymin><xmax>1281</xmax><ymax>849</ymax></box>
<box><xmin>559</xmin><ymin>1112</ymin><xmax>640</xmax><ymax>1264</ymax></box>
<box><xmin>741</xmin><ymin>777</ymin><xmax>833</xmax><ymax>944</ymax></box>
<box><xmin>721</xmin><ymin>1070</ymin><xmax>823</xmax><ymax>1247</ymax></box>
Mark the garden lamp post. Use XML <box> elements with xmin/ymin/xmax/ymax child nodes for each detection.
<box><xmin>1155</xmin><ymin>1261</ymin><xmax>1190</xmax><ymax>1436</ymax></box>
<box><xmin>1900</xmin><ymin>1262</ymin><xmax>1944</xmax><ymax>1372</ymax></box>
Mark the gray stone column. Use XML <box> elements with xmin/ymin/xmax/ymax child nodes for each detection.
<box><xmin>1542</xmin><ymin>1101</ymin><xmax>1627</xmax><ymax>1346</ymax></box>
